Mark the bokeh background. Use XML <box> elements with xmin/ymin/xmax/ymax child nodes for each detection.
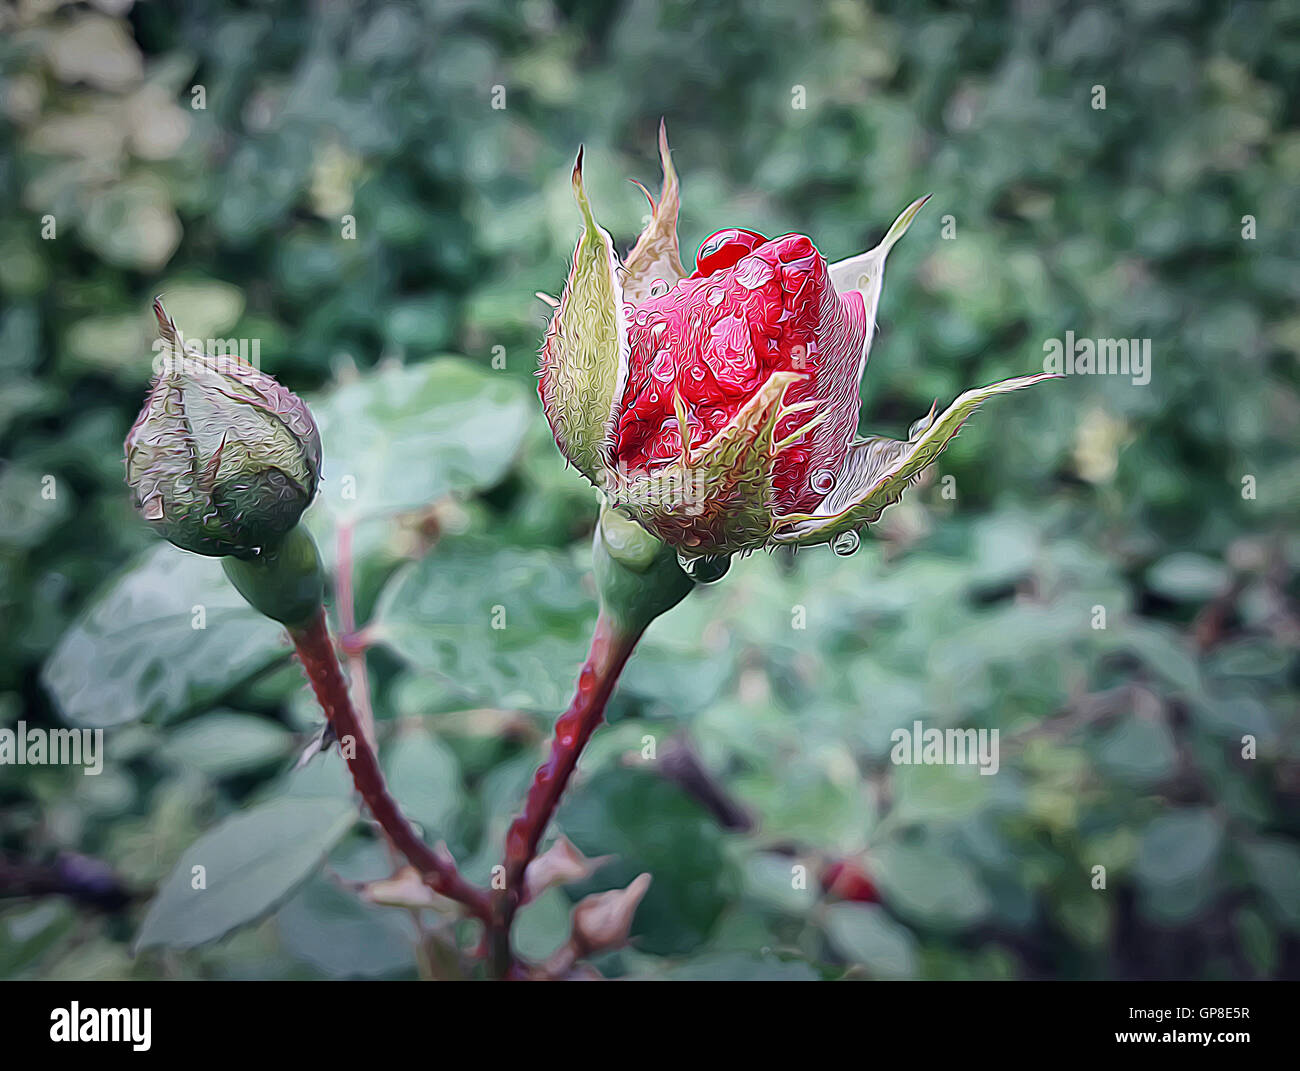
<box><xmin>1</xmin><ymin>0</ymin><xmax>1297</xmax><ymax>980</ymax></box>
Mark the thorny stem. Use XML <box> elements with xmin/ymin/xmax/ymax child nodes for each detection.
<box><xmin>489</xmin><ymin>611</ymin><xmax>641</xmax><ymax>975</ymax></box>
<box><xmin>289</xmin><ymin>608</ymin><xmax>491</xmax><ymax>922</ymax></box>
<box><xmin>335</xmin><ymin>519</ymin><xmax>377</xmax><ymax>751</ymax></box>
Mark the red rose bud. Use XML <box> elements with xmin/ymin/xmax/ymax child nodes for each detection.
<box><xmin>125</xmin><ymin>299</ymin><xmax>322</xmax><ymax>560</ymax></box>
<box><xmin>690</xmin><ymin>228</ymin><xmax>768</xmax><ymax>278</ymax></box>
<box><xmin>822</xmin><ymin>859</ymin><xmax>881</xmax><ymax>904</ymax></box>
<box><xmin>538</xmin><ymin>124</ymin><xmax>1057</xmax><ymax>559</ymax></box>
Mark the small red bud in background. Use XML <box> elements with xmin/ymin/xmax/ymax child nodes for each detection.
<box><xmin>821</xmin><ymin>859</ymin><xmax>881</xmax><ymax>903</ymax></box>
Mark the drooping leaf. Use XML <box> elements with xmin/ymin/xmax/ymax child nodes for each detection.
<box><xmin>824</xmin><ymin>902</ymin><xmax>920</xmax><ymax>980</ymax></box>
<box><xmin>42</xmin><ymin>543</ymin><xmax>287</xmax><ymax>729</ymax></box>
<box><xmin>309</xmin><ymin>357</ymin><xmax>532</xmax><ymax>523</ymax></box>
<box><xmin>134</xmin><ymin>797</ymin><xmax>356</xmax><ymax>952</ymax></box>
<box><xmin>373</xmin><ymin>539</ymin><xmax>595</xmax><ymax>711</ymax></box>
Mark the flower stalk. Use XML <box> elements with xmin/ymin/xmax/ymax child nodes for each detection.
<box><xmin>489</xmin><ymin>504</ymin><xmax>694</xmax><ymax>974</ymax></box>
<box><xmin>493</xmin><ymin>612</ymin><xmax>638</xmax><ymax>943</ymax></box>
<box><xmin>288</xmin><ymin>606</ymin><xmax>491</xmax><ymax>921</ymax></box>
<box><xmin>124</xmin><ymin>300</ymin><xmax>490</xmax><ymax>927</ymax></box>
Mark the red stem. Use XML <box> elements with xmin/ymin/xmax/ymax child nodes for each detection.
<box><xmin>334</xmin><ymin>520</ymin><xmax>376</xmax><ymax>750</ymax></box>
<box><xmin>290</xmin><ymin>608</ymin><xmax>491</xmax><ymax>921</ymax></box>
<box><xmin>491</xmin><ymin>611</ymin><xmax>640</xmax><ymax>968</ymax></box>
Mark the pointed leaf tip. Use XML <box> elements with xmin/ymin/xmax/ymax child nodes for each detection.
<box><xmin>880</xmin><ymin>193</ymin><xmax>932</xmax><ymax>254</ymax></box>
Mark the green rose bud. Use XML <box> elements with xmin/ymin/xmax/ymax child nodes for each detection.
<box><xmin>124</xmin><ymin>299</ymin><xmax>322</xmax><ymax>560</ymax></box>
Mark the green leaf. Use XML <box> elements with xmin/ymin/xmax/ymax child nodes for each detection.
<box><xmin>373</xmin><ymin>539</ymin><xmax>594</xmax><ymax>711</ymax></box>
<box><xmin>871</xmin><ymin>842</ymin><xmax>991</xmax><ymax>931</ymax></box>
<box><xmin>42</xmin><ymin>544</ymin><xmax>287</xmax><ymax>728</ymax></box>
<box><xmin>824</xmin><ymin>902</ymin><xmax>920</xmax><ymax>980</ymax></box>
<box><xmin>164</xmin><ymin>711</ymin><xmax>293</xmax><ymax>777</ymax></box>
<box><xmin>384</xmin><ymin>728</ymin><xmax>461</xmax><ymax>836</ymax></box>
<box><xmin>1233</xmin><ymin>906</ymin><xmax>1277</xmax><ymax>976</ymax></box>
<box><xmin>0</xmin><ymin>464</ymin><xmax>72</xmax><ymax>548</ymax></box>
<box><xmin>560</xmin><ymin>769</ymin><xmax>734</xmax><ymax>956</ymax></box>
<box><xmin>134</xmin><ymin>797</ymin><xmax>356</xmax><ymax>952</ymax></box>
<box><xmin>309</xmin><ymin>357</ymin><xmax>532</xmax><ymax>523</ymax></box>
<box><xmin>1091</xmin><ymin>717</ymin><xmax>1177</xmax><ymax>787</ymax></box>
<box><xmin>1240</xmin><ymin>839</ymin><xmax>1300</xmax><ymax>931</ymax></box>
<box><xmin>275</xmin><ymin>841</ymin><xmax>419</xmax><ymax>979</ymax></box>
<box><xmin>742</xmin><ymin>852</ymin><xmax>819</xmax><ymax>915</ymax></box>
<box><xmin>512</xmin><ymin>885</ymin><xmax>572</xmax><ymax>962</ymax></box>
<box><xmin>1146</xmin><ymin>552</ymin><xmax>1231</xmax><ymax>602</ymax></box>
<box><xmin>1134</xmin><ymin>808</ymin><xmax>1222</xmax><ymax>923</ymax></box>
<box><xmin>657</xmin><ymin>951</ymin><xmax>821</xmax><ymax>981</ymax></box>
<box><xmin>1104</xmin><ymin>622</ymin><xmax>1204</xmax><ymax>696</ymax></box>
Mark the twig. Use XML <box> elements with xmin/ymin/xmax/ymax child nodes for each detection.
<box><xmin>335</xmin><ymin>519</ymin><xmax>377</xmax><ymax>751</ymax></box>
<box><xmin>289</xmin><ymin>608</ymin><xmax>491</xmax><ymax>921</ymax></box>
<box><xmin>489</xmin><ymin>611</ymin><xmax>640</xmax><ymax>974</ymax></box>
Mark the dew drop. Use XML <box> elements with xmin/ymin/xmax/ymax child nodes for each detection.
<box><xmin>831</xmin><ymin>529</ymin><xmax>860</xmax><ymax>557</ymax></box>
<box><xmin>649</xmin><ymin>279</ymin><xmax>669</xmax><ymax>297</ymax></box>
<box><xmin>650</xmin><ymin>349</ymin><xmax>674</xmax><ymax>382</ymax></box>
<box><xmin>811</xmin><ymin>469</ymin><xmax>836</xmax><ymax>494</ymax></box>
<box><xmin>634</xmin><ymin>309</ymin><xmax>650</xmax><ymax>325</ymax></box>
<box><xmin>705</xmin><ymin>287</ymin><xmax>725</xmax><ymax>307</ymax></box>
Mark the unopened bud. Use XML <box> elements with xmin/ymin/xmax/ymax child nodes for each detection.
<box><xmin>569</xmin><ymin>872</ymin><xmax>652</xmax><ymax>955</ymax></box>
<box><xmin>124</xmin><ymin>299</ymin><xmax>321</xmax><ymax>560</ymax></box>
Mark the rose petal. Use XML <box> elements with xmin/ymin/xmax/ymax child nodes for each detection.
<box><xmin>616</xmin><ymin>234</ymin><xmax>867</xmax><ymax>519</ymax></box>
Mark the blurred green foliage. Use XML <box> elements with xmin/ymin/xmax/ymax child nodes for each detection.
<box><xmin>1</xmin><ymin>0</ymin><xmax>1297</xmax><ymax>979</ymax></box>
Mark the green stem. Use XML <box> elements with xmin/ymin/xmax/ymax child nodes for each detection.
<box><xmin>487</xmin><ymin>504</ymin><xmax>697</xmax><ymax>977</ymax></box>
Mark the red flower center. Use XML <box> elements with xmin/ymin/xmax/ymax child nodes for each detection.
<box><xmin>691</xmin><ymin>228</ymin><xmax>768</xmax><ymax>279</ymax></box>
<box><xmin>613</xmin><ymin>233</ymin><xmax>868</xmax><ymax>514</ymax></box>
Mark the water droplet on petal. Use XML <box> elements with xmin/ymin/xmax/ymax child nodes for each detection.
<box><xmin>811</xmin><ymin>469</ymin><xmax>836</xmax><ymax>494</ymax></box>
<box><xmin>634</xmin><ymin>309</ymin><xmax>650</xmax><ymax>325</ymax></box>
<box><xmin>705</xmin><ymin>287</ymin><xmax>725</xmax><ymax>307</ymax></box>
<box><xmin>831</xmin><ymin>529</ymin><xmax>860</xmax><ymax>557</ymax></box>
<box><xmin>734</xmin><ymin>257</ymin><xmax>776</xmax><ymax>290</ymax></box>
<box><xmin>649</xmin><ymin>279</ymin><xmax>669</xmax><ymax>297</ymax></box>
<box><xmin>650</xmin><ymin>349</ymin><xmax>674</xmax><ymax>382</ymax></box>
